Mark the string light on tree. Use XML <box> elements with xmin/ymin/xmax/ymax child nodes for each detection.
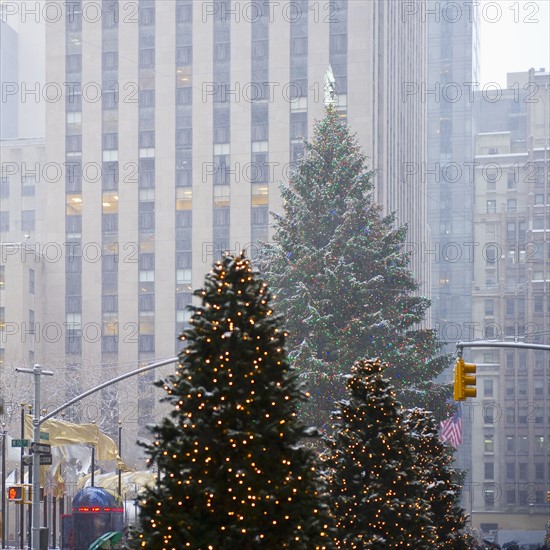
<box><xmin>258</xmin><ymin>106</ymin><xmax>449</xmax><ymax>429</ymax></box>
<box><xmin>324</xmin><ymin>358</ymin><xmax>436</xmax><ymax>549</ymax></box>
<box><xmin>129</xmin><ymin>251</ymin><xmax>333</xmax><ymax>549</ymax></box>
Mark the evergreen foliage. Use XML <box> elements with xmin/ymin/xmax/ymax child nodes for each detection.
<box><xmin>324</xmin><ymin>358</ymin><xmax>436</xmax><ymax>549</ymax></box>
<box><xmin>129</xmin><ymin>252</ymin><xmax>333</xmax><ymax>549</ymax></box>
<box><xmin>404</xmin><ymin>408</ymin><xmax>472</xmax><ymax>549</ymax></box>
<box><xmin>258</xmin><ymin>107</ymin><xmax>448</xmax><ymax>425</ymax></box>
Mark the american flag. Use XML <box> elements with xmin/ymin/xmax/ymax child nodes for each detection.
<box><xmin>440</xmin><ymin>405</ymin><xmax>462</xmax><ymax>448</ymax></box>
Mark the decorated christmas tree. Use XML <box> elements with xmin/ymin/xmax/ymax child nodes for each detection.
<box><xmin>258</xmin><ymin>107</ymin><xmax>448</xmax><ymax>426</ymax></box>
<box><xmin>324</xmin><ymin>358</ymin><xmax>436</xmax><ymax>549</ymax></box>
<box><xmin>404</xmin><ymin>408</ymin><xmax>471</xmax><ymax>549</ymax></box>
<box><xmin>129</xmin><ymin>252</ymin><xmax>333</xmax><ymax>549</ymax></box>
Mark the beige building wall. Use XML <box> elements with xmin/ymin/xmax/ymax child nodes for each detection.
<box><xmin>469</xmin><ymin>71</ymin><xmax>550</xmax><ymax>532</ymax></box>
<box><xmin>1</xmin><ymin>0</ymin><xmax>431</xmax><ymax>463</ymax></box>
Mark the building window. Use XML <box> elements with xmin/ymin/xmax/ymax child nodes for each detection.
<box><xmin>139</xmin><ymin>48</ymin><xmax>155</xmax><ymax>68</ymax></box>
<box><xmin>66</xmin><ymin>195</ymin><xmax>83</xmax><ymax>215</ymax></box>
<box><xmin>486</xmin><ymin>200</ymin><xmax>496</xmax><ymax>214</ymax></box>
<box><xmin>21</xmin><ymin>210</ymin><xmax>35</xmax><ymax>232</ymax></box>
<box><xmin>483</xmin><ymin>379</ymin><xmax>494</xmax><ymax>398</ymax></box>
<box><xmin>484</xmin><ymin>434</ymin><xmax>494</xmax><ymax>453</ymax></box>
<box><xmin>484</xmin><ymin>299</ymin><xmax>494</xmax><ymax>316</ymax></box>
<box><xmin>506</xmin><ymin>463</ymin><xmax>515</xmax><ymax>480</ymax></box>
<box><xmin>506</xmin><ymin>435</ymin><xmax>515</xmax><ymax>452</ymax></box>
<box><xmin>176</xmin><ymin>3</ymin><xmax>192</xmax><ymax>22</ymax></box>
<box><xmin>0</xmin><ymin>212</ymin><xmax>9</xmax><ymax>232</ymax></box>
<box><xmin>533</xmin><ymin>216</ymin><xmax>545</xmax><ymax>230</ymax></box>
<box><xmin>518</xmin><ymin>435</ymin><xmax>528</xmax><ymax>453</ymax></box>
<box><xmin>0</xmin><ymin>266</ymin><xmax>5</xmax><ymax>289</ymax></box>
<box><xmin>507</xmin><ymin>170</ymin><xmax>517</xmax><ymax>189</ymax></box>
<box><xmin>518</xmin><ymin>462</ymin><xmax>527</xmax><ymax>480</ymax></box>
<box><xmin>102</xmin><ymin>51</ymin><xmax>118</xmax><ymax>71</ymax></box>
<box><xmin>483</xmin><ymin>406</ymin><xmax>495</xmax><ymax>424</ymax></box>
<box><xmin>21</xmin><ymin>176</ymin><xmax>36</xmax><ymax>196</ymax></box>
<box><xmin>139</xmin><ymin>270</ymin><xmax>154</xmax><ymax>283</ymax></box>
<box><xmin>483</xmin><ymin>486</ymin><xmax>496</xmax><ymax>507</ymax></box>
<box><xmin>0</xmin><ymin>175</ymin><xmax>8</xmax><ymax>198</ymax></box>
<box><xmin>484</xmin><ymin>462</ymin><xmax>494</xmax><ymax>480</ymax></box>
<box><xmin>29</xmin><ymin>269</ymin><xmax>34</xmax><ymax>294</ymax></box>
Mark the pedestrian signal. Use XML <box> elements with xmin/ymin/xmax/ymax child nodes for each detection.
<box><xmin>7</xmin><ymin>485</ymin><xmax>23</xmax><ymax>501</ymax></box>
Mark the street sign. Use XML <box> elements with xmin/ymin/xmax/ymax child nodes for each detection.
<box><xmin>39</xmin><ymin>454</ymin><xmax>52</xmax><ymax>465</ymax></box>
<box><xmin>39</xmin><ymin>431</ymin><xmax>49</xmax><ymax>441</ymax></box>
<box><xmin>30</xmin><ymin>442</ymin><xmax>51</xmax><ymax>454</ymax></box>
<box><xmin>23</xmin><ymin>455</ymin><xmax>32</xmax><ymax>465</ymax></box>
<box><xmin>11</xmin><ymin>439</ymin><xmax>29</xmax><ymax>448</ymax></box>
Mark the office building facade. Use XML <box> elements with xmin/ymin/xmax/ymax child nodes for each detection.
<box><xmin>469</xmin><ymin>69</ymin><xmax>550</xmax><ymax>539</ymax></box>
<box><xmin>1</xmin><ymin>0</ymin><xmax>430</xmax><ymax>459</ymax></box>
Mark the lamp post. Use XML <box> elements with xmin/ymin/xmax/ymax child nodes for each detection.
<box><xmin>15</xmin><ymin>364</ymin><xmax>54</xmax><ymax>550</ymax></box>
<box><xmin>117</xmin><ymin>421</ymin><xmax>122</xmax><ymax>500</ymax></box>
<box><xmin>19</xmin><ymin>403</ymin><xmax>25</xmax><ymax>550</ymax></box>
<box><xmin>1</xmin><ymin>423</ymin><xmax>6</xmax><ymax>549</ymax></box>
<box><xmin>17</xmin><ymin>356</ymin><xmax>178</xmax><ymax>550</ymax></box>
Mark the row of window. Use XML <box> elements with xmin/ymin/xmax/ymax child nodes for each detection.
<box><xmin>0</xmin><ymin>211</ymin><xmax>34</xmax><ymax>232</ymax></box>
<box><xmin>482</xmin><ymin>485</ymin><xmax>549</xmax><ymax>507</ymax></box>
<box><xmin>0</xmin><ymin>175</ymin><xmax>36</xmax><ymax>198</ymax></box>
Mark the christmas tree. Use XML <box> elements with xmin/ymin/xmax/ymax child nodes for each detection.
<box><xmin>258</xmin><ymin>107</ymin><xmax>447</xmax><ymax>426</ymax></box>
<box><xmin>129</xmin><ymin>251</ymin><xmax>333</xmax><ymax>549</ymax></box>
<box><xmin>404</xmin><ymin>408</ymin><xmax>471</xmax><ymax>549</ymax></box>
<box><xmin>324</xmin><ymin>358</ymin><xmax>436</xmax><ymax>549</ymax></box>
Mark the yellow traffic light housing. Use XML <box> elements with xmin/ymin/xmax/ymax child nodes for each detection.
<box><xmin>547</xmin><ymin>490</ymin><xmax>550</xmax><ymax>502</ymax></box>
<box><xmin>453</xmin><ymin>357</ymin><xmax>477</xmax><ymax>401</ymax></box>
<box><xmin>7</xmin><ymin>485</ymin><xmax>23</xmax><ymax>502</ymax></box>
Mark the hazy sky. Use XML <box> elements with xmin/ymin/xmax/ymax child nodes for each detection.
<box><xmin>480</xmin><ymin>0</ymin><xmax>550</xmax><ymax>86</ymax></box>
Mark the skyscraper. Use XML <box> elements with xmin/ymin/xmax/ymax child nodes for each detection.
<box><xmin>427</xmin><ymin>0</ymin><xmax>480</xmax><ymax>338</ymax></box>
<box><xmin>1</xmin><ymin>0</ymin><xmax>430</xmax><ymax>458</ymax></box>
<box><xmin>469</xmin><ymin>69</ymin><xmax>550</xmax><ymax>540</ymax></box>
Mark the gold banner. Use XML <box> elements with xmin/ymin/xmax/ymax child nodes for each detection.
<box><xmin>24</xmin><ymin>415</ymin><xmax>129</xmax><ymax>470</ymax></box>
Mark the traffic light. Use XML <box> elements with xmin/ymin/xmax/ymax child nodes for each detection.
<box><xmin>453</xmin><ymin>357</ymin><xmax>477</xmax><ymax>401</ymax></box>
<box><xmin>7</xmin><ymin>485</ymin><xmax>23</xmax><ymax>502</ymax></box>
<box><xmin>547</xmin><ymin>490</ymin><xmax>550</xmax><ymax>502</ymax></box>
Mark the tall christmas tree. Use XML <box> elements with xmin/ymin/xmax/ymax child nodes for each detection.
<box><xmin>129</xmin><ymin>252</ymin><xmax>333</xmax><ymax>549</ymax></box>
<box><xmin>258</xmin><ymin>107</ymin><xmax>447</xmax><ymax>425</ymax></box>
<box><xmin>324</xmin><ymin>358</ymin><xmax>436</xmax><ymax>549</ymax></box>
<box><xmin>404</xmin><ymin>408</ymin><xmax>471</xmax><ymax>549</ymax></box>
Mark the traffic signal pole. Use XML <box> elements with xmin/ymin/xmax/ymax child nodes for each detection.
<box><xmin>15</xmin><ymin>356</ymin><xmax>178</xmax><ymax>550</ymax></box>
<box><xmin>456</xmin><ymin>340</ymin><xmax>550</xmax><ymax>354</ymax></box>
<box><xmin>454</xmin><ymin>341</ymin><xmax>550</xmax><ymax>402</ymax></box>
<box><xmin>14</xmin><ymin>365</ymin><xmax>53</xmax><ymax>550</ymax></box>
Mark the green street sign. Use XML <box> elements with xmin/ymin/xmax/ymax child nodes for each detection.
<box><xmin>39</xmin><ymin>432</ymin><xmax>49</xmax><ymax>441</ymax></box>
<box><xmin>11</xmin><ymin>439</ymin><xmax>29</xmax><ymax>448</ymax></box>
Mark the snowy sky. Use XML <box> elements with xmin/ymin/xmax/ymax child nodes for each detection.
<box><xmin>480</xmin><ymin>0</ymin><xmax>550</xmax><ymax>86</ymax></box>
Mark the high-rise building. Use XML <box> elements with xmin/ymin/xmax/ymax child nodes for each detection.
<box><xmin>427</xmin><ymin>0</ymin><xmax>480</xmax><ymax>337</ymax></box>
<box><xmin>0</xmin><ymin>18</ymin><xmax>18</xmax><ymax>139</ymax></box>
<box><xmin>1</xmin><ymin>0</ymin><xmax>430</xmax><ymax>460</ymax></box>
<box><xmin>425</xmin><ymin>0</ymin><xmax>480</xmax><ymax>520</ymax></box>
<box><xmin>468</xmin><ymin>69</ymin><xmax>550</xmax><ymax>541</ymax></box>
